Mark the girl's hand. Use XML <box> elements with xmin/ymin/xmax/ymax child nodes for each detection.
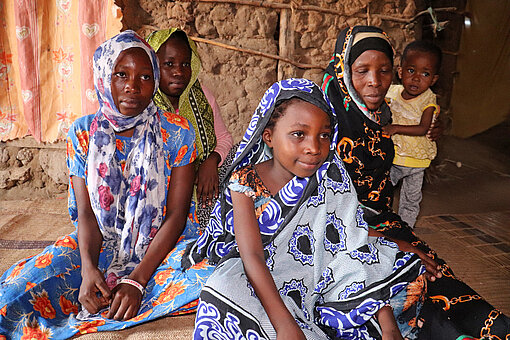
<box><xmin>394</xmin><ymin>239</ymin><xmax>442</xmax><ymax>282</ymax></box>
<box><xmin>79</xmin><ymin>267</ymin><xmax>111</xmax><ymax>314</ymax></box>
<box><xmin>276</xmin><ymin>320</ymin><xmax>306</xmax><ymax>340</ymax></box>
<box><xmin>106</xmin><ymin>282</ymin><xmax>143</xmax><ymax>320</ymax></box>
<box><xmin>196</xmin><ymin>152</ymin><xmax>221</xmax><ymax>207</ymax></box>
<box><xmin>232</xmin><ymin>191</ymin><xmax>303</xmax><ymax>339</ymax></box>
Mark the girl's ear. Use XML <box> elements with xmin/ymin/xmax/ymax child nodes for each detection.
<box><xmin>397</xmin><ymin>66</ymin><xmax>403</xmax><ymax>79</ymax></box>
<box><xmin>262</xmin><ymin>128</ymin><xmax>273</xmax><ymax>148</ymax></box>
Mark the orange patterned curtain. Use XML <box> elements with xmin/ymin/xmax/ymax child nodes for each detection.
<box><xmin>0</xmin><ymin>0</ymin><xmax>122</xmax><ymax>142</ymax></box>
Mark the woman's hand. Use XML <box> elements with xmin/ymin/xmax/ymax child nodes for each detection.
<box><xmin>79</xmin><ymin>267</ymin><xmax>111</xmax><ymax>315</ymax></box>
<box><xmin>368</xmin><ymin>228</ymin><xmax>442</xmax><ymax>281</ymax></box>
<box><xmin>106</xmin><ymin>282</ymin><xmax>143</xmax><ymax>320</ymax></box>
<box><xmin>394</xmin><ymin>239</ymin><xmax>442</xmax><ymax>282</ymax></box>
<box><xmin>196</xmin><ymin>152</ymin><xmax>221</xmax><ymax>207</ymax></box>
<box><xmin>275</xmin><ymin>319</ymin><xmax>306</xmax><ymax>340</ymax></box>
<box><xmin>370</xmin><ymin>227</ymin><xmax>442</xmax><ymax>282</ymax></box>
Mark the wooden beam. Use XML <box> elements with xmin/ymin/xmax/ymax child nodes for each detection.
<box><xmin>189</xmin><ymin>36</ymin><xmax>324</xmax><ymax>69</ymax></box>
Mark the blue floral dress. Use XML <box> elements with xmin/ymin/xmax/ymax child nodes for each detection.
<box><xmin>0</xmin><ymin>112</ymin><xmax>214</xmax><ymax>339</ymax></box>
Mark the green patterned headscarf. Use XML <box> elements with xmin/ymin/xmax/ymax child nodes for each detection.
<box><xmin>147</xmin><ymin>28</ymin><xmax>216</xmax><ymax>163</ymax></box>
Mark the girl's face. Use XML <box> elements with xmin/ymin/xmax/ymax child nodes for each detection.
<box><xmin>157</xmin><ymin>37</ymin><xmax>192</xmax><ymax>100</ymax></box>
<box><xmin>111</xmin><ymin>47</ymin><xmax>155</xmax><ymax>117</ymax></box>
<box><xmin>350</xmin><ymin>50</ymin><xmax>393</xmax><ymax>110</ymax></box>
<box><xmin>263</xmin><ymin>100</ymin><xmax>332</xmax><ymax>180</ymax></box>
<box><xmin>398</xmin><ymin>50</ymin><xmax>439</xmax><ymax>100</ymax></box>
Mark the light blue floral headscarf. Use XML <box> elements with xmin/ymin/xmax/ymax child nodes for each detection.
<box><xmin>87</xmin><ymin>30</ymin><xmax>165</xmax><ymax>281</ymax></box>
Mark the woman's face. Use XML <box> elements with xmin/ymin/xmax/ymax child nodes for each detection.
<box><xmin>157</xmin><ymin>37</ymin><xmax>192</xmax><ymax>100</ymax></box>
<box><xmin>111</xmin><ymin>47</ymin><xmax>155</xmax><ymax>117</ymax></box>
<box><xmin>350</xmin><ymin>50</ymin><xmax>393</xmax><ymax>110</ymax></box>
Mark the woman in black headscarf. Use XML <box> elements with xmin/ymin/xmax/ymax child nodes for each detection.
<box><xmin>323</xmin><ymin>25</ymin><xmax>510</xmax><ymax>339</ymax></box>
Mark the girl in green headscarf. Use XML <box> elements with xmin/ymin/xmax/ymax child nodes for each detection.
<box><xmin>147</xmin><ymin>28</ymin><xmax>234</xmax><ymax>228</ymax></box>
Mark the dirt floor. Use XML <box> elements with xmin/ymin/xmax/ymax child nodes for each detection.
<box><xmin>419</xmin><ymin>118</ymin><xmax>510</xmax><ymax>216</ymax></box>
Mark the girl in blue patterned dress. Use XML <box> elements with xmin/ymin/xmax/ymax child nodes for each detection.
<box><xmin>184</xmin><ymin>79</ymin><xmax>426</xmax><ymax>339</ymax></box>
<box><xmin>0</xmin><ymin>30</ymin><xmax>214</xmax><ymax>339</ymax></box>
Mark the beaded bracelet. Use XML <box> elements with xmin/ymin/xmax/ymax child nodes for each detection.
<box><xmin>118</xmin><ymin>278</ymin><xmax>145</xmax><ymax>295</ymax></box>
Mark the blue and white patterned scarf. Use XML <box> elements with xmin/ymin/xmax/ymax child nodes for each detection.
<box><xmin>87</xmin><ymin>30</ymin><xmax>165</xmax><ymax>279</ymax></box>
<box><xmin>186</xmin><ymin>79</ymin><xmax>424</xmax><ymax>338</ymax></box>
<box><xmin>182</xmin><ymin>78</ymin><xmax>339</xmax><ymax>267</ymax></box>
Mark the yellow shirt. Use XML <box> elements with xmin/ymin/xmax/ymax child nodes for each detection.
<box><xmin>386</xmin><ymin>85</ymin><xmax>439</xmax><ymax>168</ymax></box>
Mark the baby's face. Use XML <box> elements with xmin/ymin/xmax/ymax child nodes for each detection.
<box><xmin>398</xmin><ymin>50</ymin><xmax>439</xmax><ymax>100</ymax></box>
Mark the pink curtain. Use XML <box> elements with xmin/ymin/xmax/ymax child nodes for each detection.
<box><xmin>0</xmin><ymin>0</ymin><xmax>121</xmax><ymax>142</ymax></box>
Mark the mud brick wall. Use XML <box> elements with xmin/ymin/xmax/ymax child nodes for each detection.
<box><xmin>120</xmin><ymin>0</ymin><xmax>419</xmax><ymax>141</ymax></box>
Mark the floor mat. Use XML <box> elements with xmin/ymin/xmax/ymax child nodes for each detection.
<box><xmin>1</xmin><ymin>199</ymin><xmax>508</xmax><ymax>337</ymax></box>
<box><xmin>416</xmin><ymin>211</ymin><xmax>510</xmax><ymax>315</ymax></box>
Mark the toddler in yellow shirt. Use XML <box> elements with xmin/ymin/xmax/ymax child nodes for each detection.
<box><xmin>382</xmin><ymin>40</ymin><xmax>441</xmax><ymax>228</ymax></box>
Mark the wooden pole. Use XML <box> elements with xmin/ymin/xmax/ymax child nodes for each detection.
<box><xmin>151</xmin><ymin>2</ymin><xmax>458</xmax><ymax>69</ymax></box>
<box><xmin>277</xmin><ymin>8</ymin><xmax>297</xmax><ymax>78</ymax></box>
<box><xmin>189</xmin><ymin>36</ymin><xmax>324</xmax><ymax>69</ymax></box>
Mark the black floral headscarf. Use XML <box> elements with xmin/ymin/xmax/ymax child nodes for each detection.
<box><xmin>323</xmin><ymin>26</ymin><xmax>396</xmax><ymax>215</ymax></box>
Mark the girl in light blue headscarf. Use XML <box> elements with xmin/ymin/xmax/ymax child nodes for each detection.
<box><xmin>0</xmin><ymin>30</ymin><xmax>214</xmax><ymax>338</ymax></box>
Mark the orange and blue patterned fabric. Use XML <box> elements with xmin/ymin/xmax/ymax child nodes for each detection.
<box><xmin>0</xmin><ymin>31</ymin><xmax>214</xmax><ymax>338</ymax></box>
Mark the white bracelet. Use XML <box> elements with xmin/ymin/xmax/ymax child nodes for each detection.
<box><xmin>117</xmin><ymin>278</ymin><xmax>145</xmax><ymax>295</ymax></box>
